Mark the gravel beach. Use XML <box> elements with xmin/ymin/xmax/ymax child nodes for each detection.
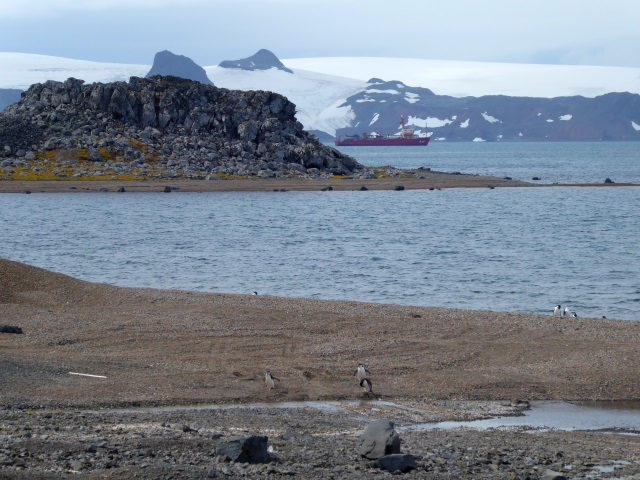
<box><xmin>2</xmin><ymin>257</ymin><xmax>640</xmax><ymax>479</ymax></box>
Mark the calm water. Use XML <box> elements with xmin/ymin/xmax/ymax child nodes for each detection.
<box><xmin>1</xmin><ymin>143</ymin><xmax>639</xmax><ymax>320</ymax></box>
<box><xmin>334</xmin><ymin>141</ymin><xmax>640</xmax><ymax>184</ymax></box>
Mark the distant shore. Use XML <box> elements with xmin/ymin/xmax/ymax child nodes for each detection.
<box><xmin>1</xmin><ymin>171</ymin><xmax>637</xmax><ymax>193</ymax></box>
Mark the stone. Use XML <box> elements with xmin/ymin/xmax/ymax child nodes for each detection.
<box><xmin>604</xmin><ymin>177</ymin><xmax>615</xmax><ymax>183</ymax></box>
<box><xmin>0</xmin><ymin>325</ymin><xmax>23</xmax><ymax>334</ymax></box>
<box><xmin>215</xmin><ymin>435</ymin><xmax>269</xmax><ymax>464</ymax></box>
<box><xmin>360</xmin><ymin>419</ymin><xmax>401</xmax><ymax>459</ymax></box>
<box><xmin>374</xmin><ymin>454</ymin><xmax>417</xmax><ymax>473</ymax></box>
<box><xmin>540</xmin><ymin>469</ymin><xmax>567</xmax><ymax>480</ymax></box>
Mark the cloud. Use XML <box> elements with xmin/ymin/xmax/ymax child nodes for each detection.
<box><xmin>0</xmin><ymin>0</ymin><xmax>210</xmax><ymax>18</ymax></box>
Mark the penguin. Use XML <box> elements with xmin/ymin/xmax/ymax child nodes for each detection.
<box><xmin>252</xmin><ymin>291</ymin><xmax>258</xmax><ymax>296</ymax></box>
<box><xmin>562</xmin><ymin>307</ymin><xmax>571</xmax><ymax>317</ymax></box>
<box><xmin>264</xmin><ymin>369</ymin><xmax>280</xmax><ymax>390</ymax></box>
<box><xmin>571</xmin><ymin>312</ymin><xmax>578</xmax><ymax>318</ymax></box>
<box><xmin>360</xmin><ymin>378</ymin><xmax>373</xmax><ymax>393</ymax></box>
<box><xmin>553</xmin><ymin>305</ymin><xmax>562</xmax><ymax>317</ymax></box>
<box><xmin>355</xmin><ymin>364</ymin><xmax>371</xmax><ymax>381</ymax></box>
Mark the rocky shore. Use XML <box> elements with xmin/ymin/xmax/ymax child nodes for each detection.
<box><xmin>2</xmin><ymin>258</ymin><xmax>640</xmax><ymax>478</ymax></box>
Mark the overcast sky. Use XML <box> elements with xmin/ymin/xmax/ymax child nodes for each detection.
<box><xmin>0</xmin><ymin>0</ymin><xmax>638</xmax><ymax>68</ymax></box>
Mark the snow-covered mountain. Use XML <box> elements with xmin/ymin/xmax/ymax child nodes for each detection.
<box><xmin>2</xmin><ymin>52</ymin><xmax>639</xmax><ymax>141</ymax></box>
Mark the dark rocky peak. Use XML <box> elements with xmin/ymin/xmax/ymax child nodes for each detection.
<box><xmin>218</xmin><ymin>49</ymin><xmax>293</xmax><ymax>74</ymax></box>
<box><xmin>145</xmin><ymin>50</ymin><xmax>214</xmax><ymax>86</ymax></box>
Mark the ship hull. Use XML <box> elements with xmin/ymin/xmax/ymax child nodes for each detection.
<box><xmin>335</xmin><ymin>136</ymin><xmax>430</xmax><ymax>146</ymax></box>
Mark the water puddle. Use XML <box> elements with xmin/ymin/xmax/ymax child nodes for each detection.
<box><xmin>404</xmin><ymin>401</ymin><xmax>640</xmax><ymax>432</ymax></box>
<box><xmin>81</xmin><ymin>400</ymin><xmax>640</xmax><ymax>433</ymax></box>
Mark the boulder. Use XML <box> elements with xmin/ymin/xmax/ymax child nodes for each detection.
<box><xmin>374</xmin><ymin>454</ymin><xmax>417</xmax><ymax>473</ymax></box>
<box><xmin>540</xmin><ymin>469</ymin><xmax>567</xmax><ymax>480</ymax></box>
<box><xmin>0</xmin><ymin>325</ymin><xmax>23</xmax><ymax>334</ymax></box>
<box><xmin>359</xmin><ymin>418</ymin><xmax>401</xmax><ymax>459</ymax></box>
<box><xmin>215</xmin><ymin>435</ymin><xmax>269</xmax><ymax>464</ymax></box>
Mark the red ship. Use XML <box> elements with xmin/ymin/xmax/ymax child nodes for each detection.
<box><xmin>335</xmin><ymin>116</ymin><xmax>430</xmax><ymax>146</ymax></box>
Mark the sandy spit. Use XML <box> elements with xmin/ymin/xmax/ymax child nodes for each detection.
<box><xmin>1</xmin><ymin>258</ymin><xmax>639</xmax><ymax>410</ymax></box>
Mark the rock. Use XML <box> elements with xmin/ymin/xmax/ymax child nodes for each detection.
<box><xmin>604</xmin><ymin>177</ymin><xmax>615</xmax><ymax>183</ymax></box>
<box><xmin>360</xmin><ymin>419</ymin><xmax>401</xmax><ymax>460</ymax></box>
<box><xmin>215</xmin><ymin>435</ymin><xmax>269</xmax><ymax>464</ymax></box>
<box><xmin>510</xmin><ymin>398</ymin><xmax>531</xmax><ymax>408</ymax></box>
<box><xmin>0</xmin><ymin>325</ymin><xmax>23</xmax><ymax>334</ymax></box>
<box><xmin>540</xmin><ymin>469</ymin><xmax>567</xmax><ymax>480</ymax></box>
<box><xmin>394</xmin><ymin>185</ymin><xmax>405</xmax><ymax>190</ymax></box>
<box><xmin>374</xmin><ymin>454</ymin><xmax>417</xmax><ymax>473</ymax></box>
<box><xmin>0</xmin><ymin>76</ymin><xmax>361</xmax><ymax>180</ymax></box>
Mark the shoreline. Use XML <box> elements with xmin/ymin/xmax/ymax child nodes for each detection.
<box><xmin>3</xmin><ymin>258</ymin><xmax>640</xmax><ymax>477</ymax></box>
<box><xmin>1</xmin><ymin>173</ymin><xmax>638</xmax><ymax>193</ymax></box>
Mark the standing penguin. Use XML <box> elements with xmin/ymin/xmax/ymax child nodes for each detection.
<box><xmin>360</xmin><ymin>378</ymin><xmax>373</xmax><ymax>393</ymax></box>
<box><xmin>563</xmin><ymin>307</ymin><xmax>571</xmax><ymax>317</ymax></box>
<box><xmin>553</xmin><ymin>305</ymin><xmax>562</xmax><ymax>317</ymax></box>
<box><xmin>264</xmin><ymin>369</ymin><xmax>280</xmax><ymax>390</ymax></box>
<box><xmin>355</xmin><ymin>364</ymin><xmax>371</xmax><ymax>382</ymax></box>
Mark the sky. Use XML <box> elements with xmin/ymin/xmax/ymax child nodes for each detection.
<box><xmin>0</xmin><ymin>0</ymin><xmax>639</xmax><ymax>68</ymax></box>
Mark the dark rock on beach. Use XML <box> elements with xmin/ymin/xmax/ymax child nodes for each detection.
<box><xmin>0</xmin><ymin>325</ymin><xmax>23</xmax><ymax>334</ymax></box>
<box><xmin>360</xmin><ymin>418</ymin><xmax>401</xmax><ymax>459</ymax></box>
<box><xmin>215</xmin><ymin>435</ymin><xmax>269</xmax><ymax>464</ymax></box>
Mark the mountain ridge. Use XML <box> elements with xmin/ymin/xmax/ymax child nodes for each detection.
<box><xmin>2</xmin><ymin>50</ymin><xmax>640</xmax><ymax>141</ymax></box>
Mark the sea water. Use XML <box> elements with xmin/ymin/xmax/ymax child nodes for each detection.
<box><xmin>1</xmin><ymin>142</ymin><xmax>639</xmax><ymax>320</ymax></box>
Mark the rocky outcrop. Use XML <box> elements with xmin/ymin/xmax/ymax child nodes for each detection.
<box><xmin>0</xmin><ymin>76</ymin><xmax>361</xmax><ymax>180</ymax></box>
<box><xmin>145</xmin><ymin>50</ymin><xmax>214</xmax><ymax>86</ymax></box>
<box><xmin>219</xmin><ymin>49</ymin><xmax>293</xmax><ymax>74</ymax></box>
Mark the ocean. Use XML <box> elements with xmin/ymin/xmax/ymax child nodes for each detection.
<box><xmin>1</xmin><ymin>142</ymin><xmax>639</xmax><ymax>320</ymax></box>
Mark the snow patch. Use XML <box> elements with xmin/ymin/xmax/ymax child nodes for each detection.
<box><xmin>369</xmin><ymin>113</ymin><xmax>379</xmax><ymax>126</ymax></box>
<box><xmin>366</xmin><ymin>89</ymin><xmax>400</xmax><ymax>95</ymax></box>
<box><xmin>460</xmin><ymin>119</ymin><xmax>470</xmax><ymax>128</ymax></box>
<box><xmin>407</xmin><ymin>115</ymin><xmax>457</xmax><ymax>129</ymax></box>
<box><xmin>633</xmin><ymin>121</ymin><xmax>640</xmax><ymax>131</ymax></box>
<box><xmin>405</xmin><ymin>92</ymin><xmax>420</xmax><ymax>104</ymax></box>
<box><xmin>546</xmin><ymin>119</ymin><xmax>554</xmax><ymax>123</ymax></box>
<box><xmin>481</xmin><ymin>112</ymin><xmax>501</xmax><ymax>123</ymax></box>
<box><xmin>473</xmin><ymin>137</ymin><xmax>486</xmax><ymax>142</ymax></box>
<box><xmin>559</xmin><ymin>114</ymin><xmax>573</xmax><ymax>121</ymax></box>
